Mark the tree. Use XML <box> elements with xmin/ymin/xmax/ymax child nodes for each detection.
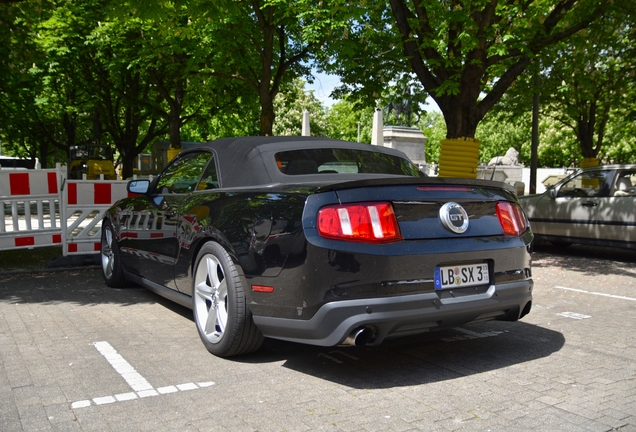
<box><xmin>273</xmin><ymin>79</ymin><xmax>328</xmax><ymax>136</ymax></box>
<box><xmin>0</xmin><ymin>1</ymin><xmax>108</xmax><ymax>167</ymax></box>
<box><xmin>491</xmin><ymin>0</ymin><xmax>636</xmax><ymax>166</ymax></box>
<box><xmin>115</xmin><ymin>1</ymin><xmax>328</xmax><ymax>137</ymax></box>
<box><xmin>417</xmin><ymin>110</ymin><xmax>447</xmax><ymax>164</ymax></box>
<box><xmin>130</xmin><ymin>9</ymin><xmax>253</xmax><ymax>150</ymax></box>
<box><xmin>538</xmin><ymin>11</ymin><xmax>636</xmax><ymax>163</ymax></box>
<box><xmin>325</xmin><ymin>98</ymin><xmax>375</xmax><ymax>143</ymax></box>
<box><xmin>85</xmin><ymin>16</ymin><xmax>170</xmax><ymax>178</ymax></box>
<box><xmin>322</xmin><ymin>0</ymin><xmax>608</xmax><ymax>140</ymax></box>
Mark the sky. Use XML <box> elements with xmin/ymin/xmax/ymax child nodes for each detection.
<box><xmin>305</xmin><ymin>71</ymin><xmax>442</xmax><ymax>113</ymax></box>
<box><xmin>305</xmin><ymin>71</ymin><xmax>341</xmax><ymax>107</ymax></box>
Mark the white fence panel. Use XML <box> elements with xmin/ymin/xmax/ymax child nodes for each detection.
<box><xmin>0</xmin><ymin>166</ymin><xmax>64</xmax><ymax>251</ymax></box>
<box><xmin>1</xmin><ymin>165</ymin><xmax>133</xmax><ymax>256</ymax></box>
<box><xmin>62</xmin><ymin>178</ymin><xmax>131</xmax><ymax>256</ymax></box>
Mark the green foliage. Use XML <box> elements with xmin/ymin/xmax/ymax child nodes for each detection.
<box><xmin>1</xmin><ymin>0</ymin><xmax>632</xmax><ymax>170</ymax></box>
<box><xmin>476</xmin><ymin>111</ymin><xmax>533</xmax><ymax>166</ymax></box>
<box><xmin>491</xmin><ymin>2</ymin><xmax>636</xmax><ymax>166</ymax></box>
<box><xmin>319</xmin><ymin>0</ymin><xmax>611</xmax><ymax>138</ymax></box>
<box><xmin>417</xmin><ymin>111</ymin><xmax>447</xmax><ymax>164</ymax></box>
<box><xmin>273</xmin><ymin>79</ymin><xmax>329</xmax><ymax>137</ymax></box>
<box><xmin>325</xmin><ymin>98</ymin><xmax>375</xmax><ymax>143</ymax></box>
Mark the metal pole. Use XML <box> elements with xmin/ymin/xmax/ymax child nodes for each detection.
<box><xmin>531</xmin><ymin>74</ymin><xmax>540</xmax><ymax>194</ymax></box>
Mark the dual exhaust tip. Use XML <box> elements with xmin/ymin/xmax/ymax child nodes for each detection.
<box><xmin>341</xmin><ymin>326</ymin><xmax>376</xmax><ymax>347</ymax></box>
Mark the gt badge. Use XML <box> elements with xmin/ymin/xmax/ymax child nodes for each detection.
<box><xmin>439</xmin><ymin>202</ymin><xmax>469</xmax><ymax>234</ymax></box>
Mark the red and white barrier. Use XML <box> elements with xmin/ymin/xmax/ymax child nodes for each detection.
<box><xmin>62</xmin><ymin>179</ymin><xmax>132</xmax><ymax>255</ymax></box>
<box><xmin>0</xmin><ymin>167</ymin><xmax>64</xmax><ymax>251</ymax></box>
<box><xmin>0</xmin><ymin>170</ymin><xmax>59</xmax><ymax>197</ymax></box>
<box><xmin>1</xmin><ymin>165</ymin><xmax>137</xmax><ymax>257</ymax></box>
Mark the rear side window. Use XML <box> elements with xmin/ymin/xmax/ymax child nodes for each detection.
<box><xmin>612</xmin><ymin>170</ymin><xmax>636</xmax><ymax>197</ymax></box>
<box><xmin>275</xmin><ymin>148</ymin><xmax>423</xmax><ymax>177</ymax></box>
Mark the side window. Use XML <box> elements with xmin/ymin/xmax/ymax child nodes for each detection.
<box><xmin>557</xmin><ymin>170</ymin><xmax>612</xmax><ymax>198</ymax></box>
<box><xmin>197</xmin><ymin>156</ymin><xmax>219</xmax><ymax>190</ymax></box>
<box><xmin>156</xmin><ymin>152</ymin><xmax>211</xmax><ymax>194</ymax></box>
<box><xmin>612</xmin><ymin>171</ymin><xmax>636</xmax><ymax>197</ymax></box>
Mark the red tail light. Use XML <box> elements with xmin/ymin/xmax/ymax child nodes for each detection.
<box><xmin>496</xmin><ymin>201</ymin><xmax>529</xmax><ymax>236</ymax></box>
<box><xmin>318</xmin><ymin>202</ymin><xmax>402</xmax><ymax>243</ymax></box>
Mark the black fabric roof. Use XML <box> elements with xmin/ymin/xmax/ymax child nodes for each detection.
<box><xmin>184</xmin><ymin>136</ymin><xmax>412</xmax><ymax>188</ymax></box>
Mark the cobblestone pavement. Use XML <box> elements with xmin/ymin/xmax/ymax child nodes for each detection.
<box><xmin>1</xmin><ymin>244</ymin><xmax>635</xmax><ymax>431</ymax></box>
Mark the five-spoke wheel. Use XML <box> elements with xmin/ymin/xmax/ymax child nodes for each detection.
<box><xmin>100</xmin><ymin>219</ymin><xmax>126</xmax><ymax>287</ymax></box>
<box><xmin>192</xmin><ymin>242</ymin><xmax>263</xmax><ymax>357</ymax></box>
<box><xmin>193</xmin><ymin>254</ymin><xmax>229</xmax><ymax>344</ymax></box>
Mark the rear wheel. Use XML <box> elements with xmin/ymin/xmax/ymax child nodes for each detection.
<box><xmin>101</xmin><ymin>219</ymin><xmax>127</xmax><ymax>288</ymax></box>
<box><xmin>192</xmin><ymin>242</ymin><xmax>263</xmax><ymax>357</ymax></box>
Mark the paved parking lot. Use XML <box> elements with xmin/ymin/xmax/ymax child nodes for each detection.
<box><xmin>1</xmin><ymin>244</ymin><xmax>635</xmax><ymax>431</ymax></box>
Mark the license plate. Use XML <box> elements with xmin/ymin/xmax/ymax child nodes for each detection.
<box><xmin>434</xmin><ymin>263</ymin><xmax>489</xmax><ymax>290</ymax></box>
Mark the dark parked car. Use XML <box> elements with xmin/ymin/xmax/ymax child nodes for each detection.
<box><xmin>101</xmin><ymin>136</ymin><xmax>534</xmax><ymax>357</ymax></box>
<box><xmin>519</xmin><ymin>164</ymin><xmax>636</xmax><ymax>250</ymax></box>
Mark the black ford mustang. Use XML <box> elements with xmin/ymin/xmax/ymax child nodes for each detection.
<box><xmin>101</xmin><ymin>136</ymin><xmax>533</xmax><ymax>357</ymax></box>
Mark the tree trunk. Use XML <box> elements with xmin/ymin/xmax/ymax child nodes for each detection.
<box><xmin>259</xmin><ymin>92</ymin><xmax>275</xmax><ymax>136</ymax></box>
<box><xmin>577</xmin><ymin>100</ymin><xmax>599</xmax><ymax>159</ymax></box>
<box><xmin>168</xmin><ymin>104</ymin><xmax>182</xmax><ymax>148</ymax></box>
<box><xmin>120</xmin><ymin>150</ymin><xmax>137</xmax><ymax>181</ymax></box>
<box><xmin>117</xmin><ymin>130</ymin><xmax>140</xmax><ymax>180</ymax></box>
<box><xmin>93</xmin><ymin>106</ymin><xmax>102</xmax><ymax>145</ymax></box>
<box><xmin>437</xmin><ymin>97</ymin><xmax>482</xmax><ymax>139</ymax></box>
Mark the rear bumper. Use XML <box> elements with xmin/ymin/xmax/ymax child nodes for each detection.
<box><xmin>252</xmin><ymin>279</ymin><xmax>533</xmax><ymax>347</ymax></box>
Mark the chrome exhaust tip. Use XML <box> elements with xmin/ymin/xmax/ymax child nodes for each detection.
<box><xmin>342</xmin><ymin>327</ymin><xmax>375</xmax><ymax>347</ymax></box>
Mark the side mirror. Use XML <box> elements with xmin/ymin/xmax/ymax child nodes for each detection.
<box><xmin>127</xmin><ymin>179</ymin><xmax>150</xmax><ymax>194</ymax></box>
<box><xmin>549</xmin><ymin>188</ymin><xmax>557</xmax><ymax>199</ymax></box>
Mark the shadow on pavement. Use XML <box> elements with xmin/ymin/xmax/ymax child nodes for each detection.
<box><xmin>532</xmin><ymin>242</ymin><xmax>636</xmax><ymax>277</ymax></box>
<box><xmin>239</xmin><ymin>320</ymin><xmax>565</xmax><ymax>389</ymax></box>
<box><xmin>0</xmin><ymin>268</ymin><xmax>565</xmax><ymax>390</ymax></box>
<box><xmin>0</xmin><ymin>268</ymin><xmax>188</xmax><ymax>320</ymax></box>
<box><xmin>166</xmin><ymin>290</ymin><xmax>564</xmax><ymax>391</ymax></box>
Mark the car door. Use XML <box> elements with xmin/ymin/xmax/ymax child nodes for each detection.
<box><xmin>534</xmin><ymin>169</ymin><xmax>613</xmax><ymax>240</ymax></box>
<box><xmin>598</xmin><ymin>169</ymin><xmax>636</xmax><ymax>245</ymax></box>
<box><xmin>126</xmin><ymin>151</ymin><xmax>213</xmax><ymax>289</ymax></box>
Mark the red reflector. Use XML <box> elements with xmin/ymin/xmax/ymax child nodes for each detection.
<box><xmin>252</xmin><ymin>285</ymin><xmax>275</xmax><ymax>293</ymax></box>
<box><xmin>496</xmin><ymin>202</ymin><xmax>528</xmax><ymax>236</ymax></box>
<box><xmin>318</xmin><ymin>202</ymin><xmax>401</xmax><ymax>243</ymax></box>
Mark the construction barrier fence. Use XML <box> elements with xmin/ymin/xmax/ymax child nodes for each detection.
<box><xmin>1</xmin><ymin>165</ymin><xmax>133</xmax><ymax>256</ymax></box>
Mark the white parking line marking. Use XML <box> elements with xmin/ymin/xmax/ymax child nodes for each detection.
<box><xmin>176</xmin><ymin>383</ymin><xmax>198</xmax><ymax>391</ymax></box>
<box><xmin>555</xmin><ymin>286</ymin><xmax>636</xmax><ymax>302</ymax></box>
<box><xmin>157</xmin><ymin>386</ymin><xmax>178</xmax><ymax>394</ymax></box>
<box><xmin>70</xmin><ymin>341</ymin><xmax>215</xmax><ymax>410</ymax></box>
<box><xmin>115</xmin><ymin>392</ymin><xmax>138</xmax><ymax>402</ymax></box>
<box><xmin>93</xmin><ymin>341</ymin><xmax>154</xmax><ymax>392</ymax></box>
<box><xmin>557</xmin><ymin>312</ymin><xmax>591</xmax><ymax>320</ymax></box>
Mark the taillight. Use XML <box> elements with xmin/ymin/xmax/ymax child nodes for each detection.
<box><xmin>318</xmin><ymin>202</ymin><xmax>402</xmax><ymax>243</ymax></box>
<box><xmin>496</xmin><ymin>201</ymin><xmax>529</xmax><ymax>236</ymax></box>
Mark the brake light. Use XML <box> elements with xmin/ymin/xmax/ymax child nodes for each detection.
<box><xmin>318</xmin><ymin>202</ymin><xmax>402</xmax><ymax>243</ymax></box>
<box><xmin>496</xmin><ymin>201</ymin><xmax>529</xmax><ymax>236</ymax></box>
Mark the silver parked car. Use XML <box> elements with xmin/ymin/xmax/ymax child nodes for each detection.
<box><xmin>519</xmin><ymin>164</ymin><xmax>636</xmax><ymax>249</ymax></box>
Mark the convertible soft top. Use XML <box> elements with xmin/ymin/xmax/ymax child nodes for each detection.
<box><xmin>186</xmin><ymin>136</ymin><xmax>419</xmax><ymax>188</ymax></box>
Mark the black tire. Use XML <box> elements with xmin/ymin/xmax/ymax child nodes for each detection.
<box><xmin>192</xmin><ymin>242</ymin><xmax>263</xmax><ymax>357</ymax></box>
<box><xmin>100</xmin><ymin>219</ymin><xmax>127</xmax><ymax>288</ymax></box>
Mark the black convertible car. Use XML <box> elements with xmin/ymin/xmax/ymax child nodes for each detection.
<box><xmin>101</xmin><ymin>136</ymin><xmax>534</xmax><ymax>357</ymax></box>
